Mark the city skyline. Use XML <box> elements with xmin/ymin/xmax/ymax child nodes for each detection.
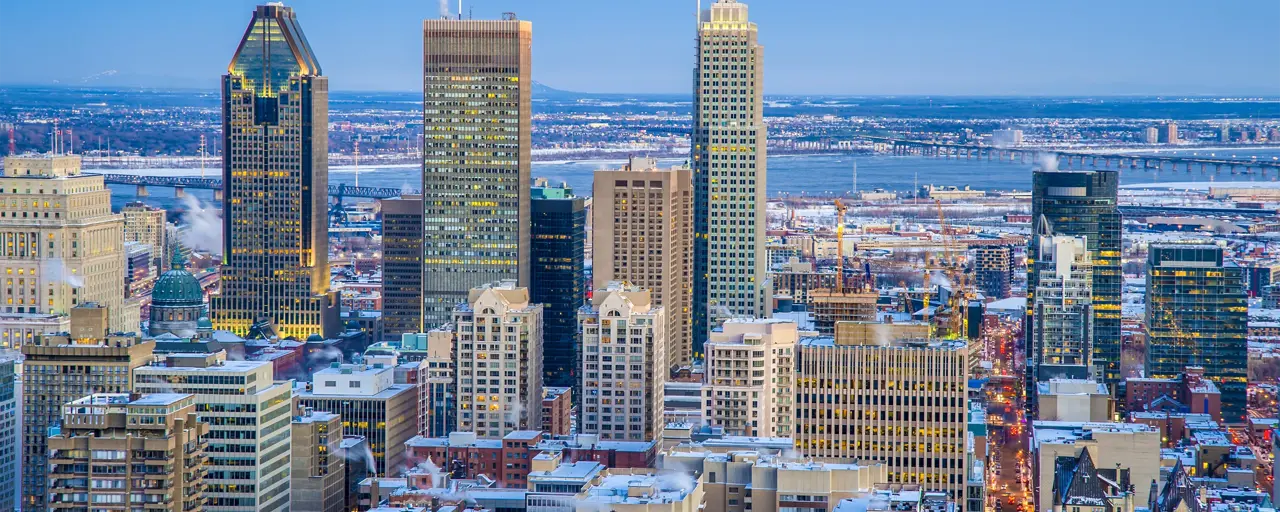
<box><xmin>2</xmin><ymin>1</ymin><xmax>1279</xmax><ymax>96</ymax></box>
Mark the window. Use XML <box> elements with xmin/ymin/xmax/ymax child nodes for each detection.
<box><xmin>324</xmin><ymin>381</ymin><xmax>336</xmax><ymax>387</ymax></box>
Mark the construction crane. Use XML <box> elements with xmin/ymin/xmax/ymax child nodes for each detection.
<box><xmin>834</xmin><ymin>198</ymin><xmax>847</xmax><ymax>293</ymax></box>
<box><xmin>931</xmin><ymin>199</ymin><xmax>973</xmax><ymax>339</ymax></box>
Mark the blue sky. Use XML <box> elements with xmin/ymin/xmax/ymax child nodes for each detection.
<box><xmin>2</xmin><ymin>0</ymin><xmax>1277</xmax><ymax>95</ymax></box>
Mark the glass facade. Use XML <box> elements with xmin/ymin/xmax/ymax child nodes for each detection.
<box><xmin>1028</xmin><ymin>170</ymin><xmax>1121</xmax><ymax>385</ymax></box>
<box><xmin>381</xmin><ymin>196</ymin><xmax>424</xmax><ymax>339</ymax></box>
<box><xmin>1145</xmin><ymin>244</ymin><xmax>1247</xmax><ymax>421</ymax></box>
<box><xmin>530</xmin><ymin>188</ymin><xmax>585</xmax><ymax>389</ymax></box>
<box><xmin>211</xmin><ymin>4</ymin><xmax>337</xmax><ymax>340</ymax></box>
<box><xmin>421</xmin><ymin>19</ymin><xmax>532</xmax><ymax>329</ymax></box>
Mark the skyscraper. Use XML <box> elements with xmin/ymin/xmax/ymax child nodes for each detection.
<box><xmin>21</xmin><ymin>305</ymin><xmax>155</xmax><ymax>511</ymax></box>
<box><xmin>452</xmin><ymin>281</ymin><xmax>543</xmax><ymax>439</ymax></box>
<box><xmin>290</xmin><ymin>409</ymin><xmax>346</xmax><ymax>512</ymax></box>
<box><xmin>530</xmin><ymin>181</ymin><xmax>585</xmax><ymax>389</ymax></box>
<box><xmin>692</xmin><ymin>0</ymin><xmax>770</xmax><ymax>354</ymax></box>
<box><xmin>1030</xmin><ymin>234</ymin><xmax>1095</xmax><ymax>381</ymax></box>
<box><xmin>421</xmin><ymin>15</ymin><xmax>532</xmax><ymax>329</ymax></box>
<box><xmin>593</xmin><ymin>157</ymin><xmax>694</xmax><ymax>368</ymax></box>
<box><xmin>795</xmin><ymin>336</ymin><xmax>969</xmax><ymax>503</ymax></box>
<box><xmin>0</xmin><ymin>358</ymin><xmax>15</xmax><ymax>512</ymax></box>
<box><xmin>578</xmin><ymin>282</ymin><xmax>667</xmax><ymax>441</ymax></box>
<box><xmin>1028</xmin><ymin>170</ymin><xmax>1121</xmax><ymax>386</ymax></box>
<box><xmin>47</xmin><ymin>393</ymin><xmax>209</xmax><ymax>512</ymax></box>
<box><xmin>381</xmin><ymin>195</ymin><xmax>424</xmax><ymax>339</ymax></box>
<box><xmin>1145</xmin><ymin>244</ymin><xmax>1247</xmax><ymax>421</ymax></box>
<box><xmin>974</xmin><ymin>246</ymin><xmax>1013</xmax><ymax>300</ymax></box>
<box><xmin>1</xmin><ymin>154</ymin><xmax>136</xmax><ymax>345</ymax></box>
<box><xmin>134</xmin><ymin>355</ymin><xmax>293</xmax><ymax>512</ymax></box>
<box><xmin>121</xmin><ymin>201</ymin><xmax>168</xmax><ymax>272</ymax></box>
<box><xmin>702</xmin><ymin>319</ymin><xmax>795</xmax><ymax>437</ymax></box>
<box><xmin>210</xmin><ymin>4</ymin><xmax>339</xmax><ymax>340</ymax></box>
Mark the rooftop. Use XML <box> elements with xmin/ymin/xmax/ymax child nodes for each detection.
<box><xmin>129</xmin><ymin>393</ymin><xmax>192</xmax><ymax>407</ymax></box>
<box><xmin>579</xmin><ymin>472</ymin><xmax>697</xmax><ymax>505</ymax></box>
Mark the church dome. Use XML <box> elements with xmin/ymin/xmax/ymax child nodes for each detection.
<box><xmin>153</xmin><ymin>268</ymin><xmax>204</xmax><ymax>306</ymax></box>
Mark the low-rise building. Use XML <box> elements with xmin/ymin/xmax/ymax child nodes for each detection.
<box><xmin>1035</xmin><ymin>379</ymin><xmax>1114</xmax><ymax>422</ymax></box>
<box><xmin>1031</xmin><ymin>421</ymin><xmax>1161</xmax><ymax>512</ymax></box>
<box><xmin>291</xmin><ymin>408</ymin><xmax>346</xmax><ymax>512</ymax></box>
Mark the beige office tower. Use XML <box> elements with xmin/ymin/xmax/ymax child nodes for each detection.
<box><xmin>578</xmin><ymin>282</ymin><xmax>667</xmax><ymax>441</ymax></box>
<box><xmin>134</xmin><ymin>356</ymin><xmax>294</xmax><ymax>512</ymax></box>
<box><xmin>702</xmin><ymin>319</ymin><xmax>795</xmax><ymax>437</ymax></box>
<box><xmin>211</xmin><ymin>4</ymin><xmax>339</xmax><ymax>339</ymax></box>
<box><xmin>1</xmin><ymin>154</ymin><xmax>133</xmax><ymax>347</ymax></box>
<box><xmin>421</xmin><ymin>16</ymin><xmax>532</xmax><ymax>329</ymax></box>
<box><xmin>20</xmin><ymin>305</ymin><xmax>155</xmax><ymax>511</ymax></box>
<box><xmin>592</xmin><ymin>157</ymin><xmax>693</xmax><ymax>368</ymax></box>
<box><xmin>121</xmin><ymin>201</ymin><xmax>168</xmax><ymax>272</ymax></box>
<box><xmin>48</xmin><ymin>393</ymin><xmax>209</xmax><ymax>512</ymax></box>
<box><xmin>692</xmin><ymin>0</ymin><xmax>770</xmax><ymax>352</ymax></box>
<box><xmin>452</xmin><ymin>281</ymin><xmax>543</xmax><ymax>438</ymax></box>
<box><xmin>795</xmin><ymin>337</ymin><xmax>970</xmax><ymax>504</ymax></box>
<box><xmin>290</xmin><ymin>409</ymin><xmax>346</xmax><ymax>512</ymax></box>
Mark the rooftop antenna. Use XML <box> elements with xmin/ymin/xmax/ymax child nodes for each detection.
<box><xmin>68</xmin><ymin>128</ymin><xmax>73</xmax><ymax>154</ymax></box>
<box><xmin>51</xmin><ymin>119</ymin><xmax>58</xmax><ymax>154</ymax></box>
<box><xmin>852</xmin><ymin>161</ymin><xmax>858</xmax><ymax>198</ymax></box>
<box><xmin>354</xmin><ymin>135</ymin><xmax>360</xmax><ymax>188</ymax></box>
<box><xmin>458</xmin><ymin>0</ymin><xmax>462</xmax><ymax>20</ymax></box>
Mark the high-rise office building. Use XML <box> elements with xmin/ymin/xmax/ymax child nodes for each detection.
<box><xmin>974</xmin><ymin>246</ymin><xmax>1013</xmax><ymax>299</ymax></box>
<box><xmin>530</xmin><ymin>181</ymin><xmax>586</xmax><ymax>389</ymax></box>
<box><xmin>290</xmin><ymin>408</ymin><xmax>347</xmax><ymax>512</ymax></box>
<box><xmin>1145</xmin><ymin>244</ymin><xmax>1247</xmax><ymax>421</ymax></box>
<box><xmin>1</xmin><ymin>154</ymin><xmax>135</xmax><ymax>346</ymax></box>
<box><xmin>1158</xmin><ymin>122</ymin><xmax>1178</xmax><ymax>144</ymax></box>
<box><xmin>21</xmin><ymin>305</ymin><xmax>155</xmax><ymax>510</ymax></box>
<box><xmin>1028</xmin><ymin>170</ymin><xmax>1121</xmax><ymax>386</ymax></box>
<box><xmin>0</xmin><ymin>358</ymin><xmax>15</xmax><ymax>512</ymax></box>
<box><xmin>381</xmin><ymin>195</ymin><xmax>424</xmax><ymax>340</ymax></box>
<box><xmin>421</xmin><ymin>16</ymin><xmax>532</xmax><ymax>329</ymax></box>
<box><xmin>210</xmin><ymin>4</ymin><xmax>339</xmax><ymax>339</ymax></box>
<box><xmin>578</xmin><ymin>282</ymin><xmax>667</xmax><ymax>441</ymax></box>
<box><xmin>296</xmin><ymin>363</ymin><xmax>417</xmax><ymax>477</ymax></box>
<box><xmin>1030</xmin><ymin>234</ymin><xmax>1094</xmax><ymax>381</ymax></box>
<box><xmin>121</xmin><ymin>201</ymin><xmax>168</xmax><ymax>272</ymax></box>
<box><xmin>47</xmin><ymin>393</ymin><xmax>209</xmax><ymax>512</ymax></box>
<box><xmin>795</xmin><ymin>336</ymin><xmax>970</xmax><ymax>503</ymax></box>
<box><xmin>452</xmin><ymin>281</ymin><xmax>543</xmax><ymax>438</ymax></box>
<box><xmin>692</xmin><ymin>0</ymin><xmax>770</xmax><ymax>354</ymax></box>
<box><xmin>702</xmin><ymin>319</ymin><xmax>795</xmax><ymax>437</ymax></box>
<box><xmin>134</xmin><ymin>355</ymin><xmax>293</xmax><ymax>512</ymax></box>
<box><xmin>593</xmin><ymin>157</ymin><xmax>694</xmax><ymax>368</ymax></box>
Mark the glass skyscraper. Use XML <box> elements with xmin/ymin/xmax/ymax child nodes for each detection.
<box><xmin>530</xmin><ymin>183</ymin><xmax>585</xmax><ymax>389</ymax></box>
<box><xmin>1028</xmin><ymin>170</ymin><xmax>1121</xmax><ymax>385</ymax></box>
<box><xmin>1145</xmin><ymin>244</ymin><xmax>1247</xmax><ymax>422</ymax></box>
<box><xmin>421</xmin><ymin>16</ymin><xmax>532</xmax><ymax>329</ymax></box>
<box><xmin>692</xmin><ymin>0</ymin><xmax>769</xmax><ymax>355</ymax></box>
<box><xmin>211</xmin><ymin>4</ymin><xmax>338</xmax><ymax>339</ymax></box>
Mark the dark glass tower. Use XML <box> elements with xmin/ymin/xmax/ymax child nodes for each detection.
<box><xmin>1145</xmin><ymin>244</ymin><xmax>1247</xmax><ymax>422</ymax></box>
<box><xmin>1028</xmin><ymin>170</ymin><xmax>1121</xmax><ymax>386</ymax></box>
<box><xmin>381</xmin><ymin>195</ymin><xmax>424</xmax><ymax>339</ymax></box>
<box><xmin>530</xmin><ymin>183</ymin><xmax>585</xmax><ymax>389</ymax></box>
<box><xmin>211</xmin><ymin>4</ymin><xmax>338</xmax><ymax>339</ymax></box>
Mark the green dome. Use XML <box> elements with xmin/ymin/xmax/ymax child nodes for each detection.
<box><xmin>306</xmin><ymin>333</ymin><xmax>326</xmax><ymax>342</ymax></box>
<box><xmin>153</xmin><ymin>268</ymin><xmax>204</xmax><ymax>306</ymax></box>
<box><xmin>197</xmin><ymin>316</ymin><xmax>213</xmax><ymax>329</ymax></box>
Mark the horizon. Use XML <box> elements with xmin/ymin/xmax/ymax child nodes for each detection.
<box><xmin>1</xmin><ymin>0</ymin><xmax>1277</xmax><ymax>96</ymax></box>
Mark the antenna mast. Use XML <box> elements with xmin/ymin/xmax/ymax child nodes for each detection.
<box><xmin>199</xmin><ymin>134</ymin><xmax>207</xmax><ymax>178</ymax></box>
<box><xmin>354</xmin><ymin>136</ymin><xmax>360</xmax><ymax>188</ymax></box>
